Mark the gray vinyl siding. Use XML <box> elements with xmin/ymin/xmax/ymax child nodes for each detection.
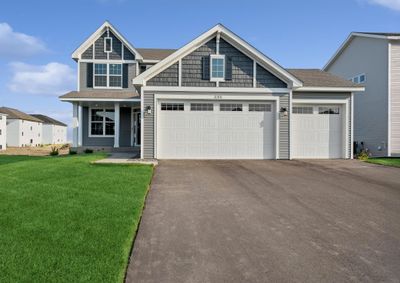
<box><xmin>326</xmin><ymin>36</ymin><xmax>389</xmax><ymax>156</ymax></box>
<box><xmin>82</xmin><ymin>106</ymin><xmax>131</xmax><ymax>147</ymax></box>
<box><xmin>92</xmin><ymin>30</ymin><xmax>124</xmax><ymax>60</ymax></box>
<box><xmin>256</xmin><ymin>64</ymin><xmax>287</xmax><ymax>88</ymax></box>
<box><xmin>181</xmin><ymin>38</ymin><xmax>217</xmax><ymax>87</ymax></box>
<box><xmin>279</xmin><ymin>94</ymin><xmax>289</xmax><ymax>159</ymax></box>
<box><xmin>390</xmin><ymin>41</ymin><xmax>400</xmax><ymax>154</ymax></box>
<box><xmin>152</xmin><ymin>37</ymin><xmax>285</xmax><ymax>88</ymax></box>
<box><xmin>82</xmin><ymin>45</ymin><xmax>93</xmax><ymax>59</ymax></box>
<box><xmin>82</xmin><ymin>107</ymin><xmax>114</xmax><ymax>146</ymax></box>
<box><xmin>147</xmin><ymin>63</ymin><xmax>179</xmax><ymax>86</ymax></box>
<box><xmin>219</xmin><ymin>38</ymin><xmax>253</xmax><ymax>88</ymax></box>
<box><xmin>143</xmin><ymin>93</ymin><xmax>154</xmax><ymax>158</ymax></box>
<box><xmin>79</xmin><ymin>62</ymin><xmax>136</xmax><ymax>91</ymax></box>
<box><xmin>293</xmin><ymin>92</ymin><xmax>352</xmax><ymax>158</ymax></box>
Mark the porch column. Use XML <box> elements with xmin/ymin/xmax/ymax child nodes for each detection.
<box><xmin>114</xmin><ymin>103</ymin><xmax>120</xmax><ymax>148</ymax></box>
<box><xmin>78</xmin><ymin>104</ymin><xmax>83</xmax><ymax>146</ymax></box>
<box><xmin>72</xmin><ymin>103</ymin><xmax>78</xmax><ymax>147</ymax></box>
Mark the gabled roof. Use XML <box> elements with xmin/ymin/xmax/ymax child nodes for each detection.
<box><xmin>0</xmin><ymin>107</ymin><xmax>42</xmax><ymax>122</ymax></box>
<box><xmin>72</xmin><ymin>21</ymin><xmax>143</xmax><ymax>61</ymax></box>
<box><xmin>287</xmin><ymin>69</ymin><xmax>360</xmax><ymax>88</ymax></box>
<box><xmin>133</xmin><ymin>24</ymin><xmax>303</xmax><ymax>88</ymax></box>
<box><xmin>137</xmin><ymin>48</ymin><xmax>176</xmax><ymax>61</ymax></box>
<box><xmin>324</xmin><ymin>32</ymin><xmax>400</xmax><ymax>70</ymax></box>
<box><xmin>30</xmin><ymin>114</ymin><xmax>67</xmax><ymax>127</ymax></box>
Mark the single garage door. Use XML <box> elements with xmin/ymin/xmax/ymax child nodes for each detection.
<box><xmin>292</xmin><ymin>104</ymin><xmax>344</xmax><ymax>159</ymax></box>
<box><xmin>156</xmin><ymin>100</ymin><xmax>275</xmax><ymax>159</ymax></box>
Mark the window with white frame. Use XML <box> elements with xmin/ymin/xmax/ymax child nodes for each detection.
<box><xmin>220</xmin><ymin>103</ymin><xmax>242</xmax><ymax>111</ymax></box>
<box><xmin>249</xmin><ymin>104</ymin><xmax>271</xmax><ymax>112</ymax></box>
<box><xmin>318</xmin><ymin>107</ymin><xmax>340</xmax><ymax>115</ymax></box>
<box><xmin>350</xmin><ymin>73</ymin><xmax>366</xmax><ymax>84</ymax></box>
<box><xmin>90</xmin><ymin>108</ymin><xmax>115</xmax><ymax>136</ymax></box>
<box><xmin>292</xmin><ymin>106</ymin><xmax>313</xmax><ymax>114</ymax></box>
<box><xmin>210</xmin><ymin>55</ymin><xmax>225</xmax><ymax>81</ymax></box>
<box><xmin>160</xmin><ymin>103</ymin><xmax>184</xmax><ymax>111</ymax></box>
<box><xmin>104</xmin><ymin>37</ymin><xmax>113</xmax><ymax>53</ymax></box>
<box><xmin>190</xmin><ymin>103</ymin><xmax>213</xmax><ymax>111</ymax></box>
<box><xmin>94</xmin><ymin>63</ymin><xmax>122</xmax><ymax>88</ymax></box>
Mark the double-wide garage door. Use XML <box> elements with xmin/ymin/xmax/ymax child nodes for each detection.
<box><xmin>292</xmin><ymin>104</ymin><xmax>345</xmax><ymax>159</ymax></box>
<box><xmin>157</xmin><ymin>100</ymin><xmax>276</xmax><ymax>159</ymax></box>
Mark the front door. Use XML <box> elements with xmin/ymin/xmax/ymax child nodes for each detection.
<box><xmin>134</xmin><ymin>112</ymin><xmax>141</xmax><ymax>146</ymax></box>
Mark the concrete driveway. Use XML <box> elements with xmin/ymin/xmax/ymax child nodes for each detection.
<box><xmin>126</xmin><ymin>160</ymin><xmax>400</xmax><ymax>283</ymax></box>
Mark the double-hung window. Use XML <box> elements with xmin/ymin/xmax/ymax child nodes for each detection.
<box><xmin>90</xmin><ymin>108</ymin><xmax>115</xmax><ymax>137</ymax></box>
<box><xmin>94</xmin><ymin>63</ymin><xmax>122</xmax><ymax>88</ymax></box>
<box><xmin>210</xmin><ymin>54</ymin><xmax>225</xmax><ymax>81</ymax></box>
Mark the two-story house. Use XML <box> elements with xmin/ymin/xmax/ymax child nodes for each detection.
<box><xmin>324</xmin><ymin>32</ymin><xmax>400</xmax><ymax>157</ymax></box>
<box><xmin>60</xmin><ymin>22</ymin><xmax>364</xmax><ymax>160</ymax></box>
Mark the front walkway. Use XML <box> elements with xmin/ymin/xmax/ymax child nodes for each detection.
<box><xmin>126</xmin><ymin>160</ymin><xmax>400</xmax><ymax>283</ymax></box>
<box><xmin>93</xmin><ymin>152</ymin><xmax>158</xmax><ymax>165</ymax></box>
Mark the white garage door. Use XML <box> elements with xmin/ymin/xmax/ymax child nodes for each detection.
<box><xmin>292</xmin><ymin>105</ymin><xmax>344</xmax><ymax>159</ymax></box>
<box><xmin>156</xmin><ymin>100</ymin><xmax>275</xmax><ymax>159</ymax></box>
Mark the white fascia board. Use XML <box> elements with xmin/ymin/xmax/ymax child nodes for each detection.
<box><xmin>294</xmin><ymin>86</ymin><xmax>365</xmax><ymax>92</ymax></box>
<box><xmin>60</xmin><ymin>98</ymin><xmax>141</xmax><ymax>102</ymax></box>
<box><xmin>72</xmin><ymin>21</ymin><xmax>143</xmax><ymax>61</ymax></box>
<box><xmin>133</xmin><ymin>24</ymin><xmax>303</xmax><ymax>88</ymax></box>
<box><xmin>143</xmin><ymin>86</ymin><xmax>290</xmax><ymax>94</ymax></box>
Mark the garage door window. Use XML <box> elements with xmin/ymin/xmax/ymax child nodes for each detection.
<box><xmin>190</xmin><ymin>103</ymin><xmax>213</xmax><ymax>111</ymax></box>
<box><xmin>220</xmin><ymin>103</ymin><xmax>242</xmax><ymax>111</ymax></box>
<box><xmin>161</xmin><ymin>103</ymin><xmax>184</xmax><ymax>111</ymax></box>
<box><xmin>249</xmin><ymin>104</ymin><xmax>271</xmax><ymax>112</ymax></box>
<box><xmin>318</xmin><ymin>107</ymin><xmax>340</xmax><ymax>115</ymax></box>
<box><xmin>293</xmin><ymin>106</ymin><xmax>313</xmax><ymax>114</ymax></box>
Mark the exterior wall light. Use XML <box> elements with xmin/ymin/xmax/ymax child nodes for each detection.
<box><xmin>280</xmin><ymin>107</ymin><xmax>288</xmax><ymax>117</ymax></box>
<box><xmin>146</xmin><ymin>106</ymin><xmax>152</xmax><ymax>115</ymax></box>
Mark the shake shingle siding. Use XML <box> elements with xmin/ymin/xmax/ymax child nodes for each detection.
<box><xmin>219</xmin><ymin>39</ymin><xmax>253</xmax><ymax>88</ymax></box>
<box><xmin>82</xmin><ymin>45</ymin><xmax>93</xmax><ymax>59</ymax></box>
<box><xmin>256</xmin><ymin>64</ymin><xmax>287</xmax><ymax>88</ymax></box>
<box><xmin>109</xmin><ymin>31</ymin><xmax>123</xmax><ymax>60</ymax></box>
<box><xmin>147</xmin><ymin>63</ymin><xmax>179</xmax><ymax>86</ymax></box>
<box><xmin>94</xmin><ymin>32</ymin><xmax>107</xmax><ymax>60</ymax></box>
<box><xmin>124</xmin><ymin>46</ymin><xmax>135</xmax><ymax>60</ymax></box>
<box><xmin>181</xmin><ymin>39</ymin><xmax>217</xmax><ymax>87</ymax></box>
<box><xmin>279</xmin><ymin>94</ymin><xmax>289</xmax><ymax>159</ymax></box>
<box><xmin>143</xmin><ymin>93</ymin><xmax>154</xmax><ymax>159</ymax></box>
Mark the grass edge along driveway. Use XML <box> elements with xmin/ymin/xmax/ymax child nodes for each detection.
<box><xmin>366</xmin><ymin>157</ymin><xmax>400</xmax><ymax>168</ymax></box>
<box><xmin>0</xmin><ymin>154</ymin><xmax>153</xmax><ymax>283</ymax></box>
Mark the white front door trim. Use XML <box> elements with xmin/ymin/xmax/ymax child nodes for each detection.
<box><xmin>292</xmin><ymin>98</ymin><xmax>350</xmax><ymax>159</ymax></box>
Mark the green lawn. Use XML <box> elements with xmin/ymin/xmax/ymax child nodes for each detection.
<box><xmin>0</xmin><ymin>154</ymin><xmax>153</xmax><ymax>283</ymax></box>
<box><xmin>366</xmin><ymin>157</ymin><xmax>400</xmax><ymax>168</ymax></box>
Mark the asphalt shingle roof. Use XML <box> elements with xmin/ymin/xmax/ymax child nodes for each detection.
<box><xmin>59</xmin><ymin>91</ymin><xmax>140</xmax><ymax>100</ymax></box>
<box><xmin>136</xmin><ymin>48</ymin><xmax>176</xmax><ymax>61</ymax></box>
<box><xmin>30</xmin><ymin>114</ymin><xmax>67</xmax><ymax>127</ymax></box>
<box><xmin>0</xmin><ymin>107</ymin><xmax>43</xmax><ymax>122</ymax></box>
<box><xmin>287</xmin><ymin>69</ymin><xmax>361</xmax><ymax>88</ymax></box>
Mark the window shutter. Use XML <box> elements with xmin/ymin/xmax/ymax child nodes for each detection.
<box><xmin>202</xmin><ymin>56</ymin><xmax>210</xmax><ymax>80</ymax></box>
<box><xmin>86</xmin><ymin>63</ymin><xmax>93</xmax><ymax>88</ymax></box>
<box><xmin>123</xmin><ymin>64</ymin><xmax>129</xmax><ymax>88</ymax></box>
<box><xmin>225</xmin><ymin>56</ymin><xmax>232</xmax><ymax>81</ymax></box>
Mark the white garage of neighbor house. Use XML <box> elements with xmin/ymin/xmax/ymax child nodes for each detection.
<box><xmin>31</xmin><ymin>114</ymin><xmax>68</xmax><ymax>145</ymax></box>
<box><xmin>0</xmin><ymin>107</ymin><xmax>43</xmax><ymax>147</ymax></box>
<box><xmin>60</xmin><ymin>22</ymin><xmax>364</xmax><ymax>159</ymax></box>
<box><xmin>0</xmin><ymin>112</ymin><xmax>7</xmax><ymax>150</ymax></box>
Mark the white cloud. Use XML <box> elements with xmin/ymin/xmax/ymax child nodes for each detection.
<box><xmin>8</xmin><ymin>62</ymin><xmax>75</xmax><ymax>96</ymax></box>
<box><xmin>366</xmin><ymin>0</ymin><xmax>400</xmax><ymax>11</ymax></box>
<box><xmin>0</xmin><ymin>23</ymin><xmax>47</xmax><ymax>59</ymax></box>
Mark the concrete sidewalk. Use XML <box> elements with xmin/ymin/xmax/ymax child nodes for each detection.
<box><xmin>93</xmin><ymin>152</ymin><xmax>158</xmax><ymax>165</ymax></box>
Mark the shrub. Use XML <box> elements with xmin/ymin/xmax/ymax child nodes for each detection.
<box><xmin>50</xmin><ymin>146</ymin><xmax>59</xmax><ymax>156</ymax></box>
<box><xmin>60</xmin><ymin>143</ymin><xmax>70</xmax><ymax>150</ymax></box>
<box><xmin>84</xmin><ymin>149</ymin><xmax>93</xmax><ymax>154</ymax></box>
<box><xmin>357</xmin><ymin>150</ymin><xmax>370</xmax><ymax>160</ymax></box>
<box><xmin>69</xmin><ymin>149</ymin><xmax>77</xmax><ymax>155</ymax></box>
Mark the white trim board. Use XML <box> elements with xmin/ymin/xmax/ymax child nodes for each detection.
<box><xmin>143</xmin><ymin>86</ymin><xmax>290</xmax><ymax>94</ymax></box>
<box><xmin>133</xmin><ymin>24</ymin><xmax>303</xmax><ymax>88</ymax></box>
<box><xmin>295</xmin><ymin>87</ymin><xmax>365</xmax><ymax>92</ymax></box>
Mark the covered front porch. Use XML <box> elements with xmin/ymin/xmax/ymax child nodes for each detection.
<box><xmin>71</xmin><ymin>100</ymin><xmax>142</xmax><ymax>151</ymax></box>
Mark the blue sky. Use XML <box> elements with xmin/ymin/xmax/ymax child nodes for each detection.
<box><xmin>0</xmin><ymin>0</ymin><xmax>399</xmax><ymax>140</ymax></box>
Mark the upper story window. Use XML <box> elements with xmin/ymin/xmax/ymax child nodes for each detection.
<box><xmin>94</xmin><ymin>63</ymin><xmax>122</xmax><ymax>88</ymax></box>
<box><xmin>104</xmin><ymin>37</ymin><xmax>113</xmax><ymax>53</ymax></box>
<box><xmin>210</xmin><ymin>54</ymin><xmax>225</xmax><ymax>81</ymax></box>
<box><xmin>350</xmin><ymin>73</ymin><xmax>366</xmax><ymax>84</ymax></box>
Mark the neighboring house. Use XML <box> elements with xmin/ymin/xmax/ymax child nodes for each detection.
<box><xmin>31</xmin><ymin>114</ymin><xmax>68</xmax><ymax>144</ymax></box>
<box><xmin>0</xmin><ymin>112</ymin><xmax>7</xmax><ymax>150</ymax></box>
<box><xmin>60</xmin><ymin>21</ymin><xmax>363</xmax><ymax>159</ymax></box>
<box><xmin>324</xmin><ymin>32</ymin><xmax>400</xmax><ymax>157</ymax></box>
<box><xmin>0</xmin><ymin>107</ymin><xmax>43</xmax><ymax>147</ymax></box>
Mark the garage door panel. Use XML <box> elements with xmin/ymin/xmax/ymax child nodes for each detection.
<box><xmin>157</xmin><ymin>100</ymin><xmax>275</xmax><ymax>159</ymax></box>
<box><xmin>292</xmin><ymin>104</ymin><xmax>344</xmax><ymax>159</ymax></box>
